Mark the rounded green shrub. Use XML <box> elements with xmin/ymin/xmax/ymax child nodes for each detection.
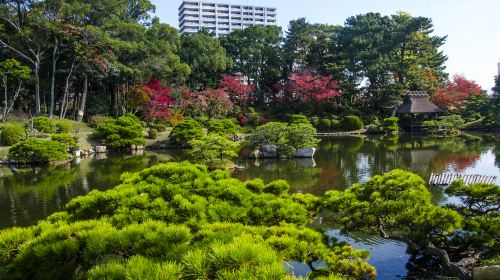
<box><xmin>148</xmin><ymin>128</ymin><xmax>158</xmax><ymax>139</ymax></box>
<box><xmin>319</xmin><ymin>118</ymin><xmax>331</xmax><ymax>132</ymax></box>
<box><xmin>32</xmin><ymin>116</ymin><xmax>55</xmax><ymax>133</ymax></box>
<box><xmin>93</xmin><ymin>114</ymin><xmax>145</xmax><ymax>149</ymax></box>
<box><xmin>1</xmin><ymin>125</ymin><xmax>26</xmax><ymax>146</ymax></box>
<box><xmin>51</xmin><ymin>133</ymin><xmax>78</xmax><ymax>151</ymax></box>
<box><xmin>330</xmin><ymin>119</ymin><xmax>340</xmax><ymax>130</ymax></box>
<box><xmin>55</xmin><ymin>122</ymin><xmax>71</xmax><ymax>133</ymax></box>
<box><xmin>382</xmin><ymin>117</ymin><xmax>399</xmax><ymax>133</ymax></box>
<box><xmin>168</xmin><ymin>118</ymin><xmax>204</xmax><ymax>148</ymax></box>
<box><xmin>207</xmin><ymin>119</ymin><xmax>240</xmax><ymax>136</ymax></box>
<box><xmin>88</xmin><ymin>116</ymin><xmax>111</xmax><ymax>129</ymax></box>
<box><xmin>8</xmin><ymin>138</ymin><xmax>68</xmax><ymax>164</ymax></box>
<box><xmin>288</xmin><ymin>114</ymin><xmax>310</xmax><ymax>125</ymax></box>
<box><xmin>340</xmin><ymin>116</ymin><xmax>364</xmax><ymax>131</ymax></box>
<box><xmin>150</xmin><ymin>124</ymin><xmax>167</xmax><ymax>132</ymax></box>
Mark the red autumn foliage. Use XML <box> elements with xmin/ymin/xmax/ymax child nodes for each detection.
<box><xmin>181</xmin><ymin>89</ymin><xmax>234</xmax><ymax>119</ymax></box>
<box><xmin>258</xmin><ymin>117</ymin><xmax>269</xmax><ymax>126</ymax></box>
<box><xmin>431</xmin><ymin>74</ymin><xmax>482</xmax><ymax>110</ymax></box>
<box><xmin>237</xmin><ymin>115</ymin><xmax>249</xmax><ymax>126</ymax></box>
<box><xmin>141</xmin><ymin>80</ymin><xmax>176</xmax><ymax>120</ymax></box>
<box><xmin>272</xmin><ymin>72</ymin><xmax>341</xmax><ymax>105</ymax></box>
<box><xmin>219</xmin><ymin>74</ymin><xmax>255</xmax><ymax>107</ymax></box>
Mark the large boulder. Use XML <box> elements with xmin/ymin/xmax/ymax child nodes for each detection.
<box><xmin>248</xmin><ymin>150</ymin><xmax>261</xmax><ymax>159</ymax></box>
<box><xmin>292</xmin><ymin>147</ymin><xmax>316</xmax><ymax>158</ymax></box>
<box><xmin>95</xmin><ymin>146</ymin><xmax>107</xmax><ymax>153</ymax></box>
<box><xmin>473</xmin><ymin>266</ymin><xmax>500</xmax><ymax>280</ymax></box>
<box><xmin>260</xmin><ymin>145</ymin><xmax>278</xmax><ymax>158</ymax></box>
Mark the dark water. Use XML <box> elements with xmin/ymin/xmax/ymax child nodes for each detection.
<box><xmin>0</xmin><ymin>134</ymin><xmax>498</xmax><ymax>279</ymax></box>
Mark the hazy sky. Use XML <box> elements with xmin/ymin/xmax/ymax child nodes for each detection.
<box><xmin>151</xmin><ymin>0</ymin><xmax>500</xmax><ymax>90</ymax></box>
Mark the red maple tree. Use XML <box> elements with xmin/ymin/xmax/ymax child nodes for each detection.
<box><xmin>141</xmin><ymin>80</ymin><xmax>176</xmax><ymax>120</ymax></box>
<box><xmin>218</xmin><ymin>74</ymin><xmax>255</xmax><ymax>107</ymax></box>
<box><xmin>272</xmin><ymin>72</ymin><xmax>341</xmax><ymax>106</ymax></box>
<box><xmin>431</xmin><ymin>74</ymin><xmax>482</xmax><ymax>110</ymax></box>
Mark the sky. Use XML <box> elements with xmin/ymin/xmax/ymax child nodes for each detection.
<box><xmin>151</xmin><ymin>0</ymin><xmax>500</xmax><ymax>91</ymax></box>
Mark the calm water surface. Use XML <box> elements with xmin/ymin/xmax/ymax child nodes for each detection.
<box><xmin>0</xmin><ymin>134</ymin><xmax>498</xmax><ymax>279</ymax></box>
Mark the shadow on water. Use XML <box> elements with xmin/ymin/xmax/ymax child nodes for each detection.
<box><xmin>0</xmin><ymin>133</ymin><xmax>498</xmax><ymax>278</ymax></box>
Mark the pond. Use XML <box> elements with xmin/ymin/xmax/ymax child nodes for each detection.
<box><xmin>0</xmin><ymin>133</ymin><xmax>498</xmax><ymax>279</ymax></box>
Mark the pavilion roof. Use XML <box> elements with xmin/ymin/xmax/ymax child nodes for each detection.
<box><xmin>396</xmin><ymin>91</ymin><xmax>444</xmax><ymax>114</ymax></box>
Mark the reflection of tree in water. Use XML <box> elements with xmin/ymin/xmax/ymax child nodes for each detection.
<box><xmin>0</xmin><ymin>165</ymin><xmax>78</xmax><ymax>229</ymax></box>
<box><xmin>86</xmin><ymin>154</ymin><xmax>152</xmax><ymax>189</ymax></box>
<box><xmin>232</xmin><ymin>158</ymin><xmax>320</xmax><ymax>191</ymax></box>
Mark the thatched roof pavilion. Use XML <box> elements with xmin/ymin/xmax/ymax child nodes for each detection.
<box><xmin>396</xmin><ymin>91</ymin><xmax>444</xmax><ymax>115</ymax></box>
<box><xmin>396</xmin><ymin>91</ymin><xmax>444</xmax><ymax>131</ymax></box>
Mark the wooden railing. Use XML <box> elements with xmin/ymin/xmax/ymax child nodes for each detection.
<box><xmin>429</xmin><ymin>173</ymin><xmax>497</xmax><ymax>186</ymax></box>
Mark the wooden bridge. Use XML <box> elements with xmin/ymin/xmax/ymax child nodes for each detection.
<box><xmin>429</xmin><ymin>173</ymin><xmax>497</xmax><ymax>186</ymax></box>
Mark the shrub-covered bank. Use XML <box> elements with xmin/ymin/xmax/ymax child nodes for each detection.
<box><xmin>0</xmin><ymin>162</ymin><xmax>497</xmax><ymax>279</ymax></box>
<box><xmin>0</xmin><ymin>162</ymin><xmax>375</xmax><ymax>279</ymax></box>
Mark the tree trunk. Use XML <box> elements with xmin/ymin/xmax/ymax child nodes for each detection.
<box><xmin>49</xmin><ymin>38</ymin><xmax>58</xmax><ymax>118</ymax></box>
<box><xmin>111</xmin><ymin>83</ymin><xmax>118</xmax><ymax>117</ymax></box>
<box><xmin>34</xmin><ymin>58</ymin><xmax>41</xmax><ymax>115</ymax></box>
<box><xmin>77</xmin><ymin>74</ymin><xmax>88</xmax><ymax>122</ymax></box>
<box><xmin>60</xmin><ymin>60</ymin><xmax>76</xmax><ymax>119</ymax></box>
<box><xmin>2</xmin><ymin>76</ymin><xmax>7</xmax><ymax>123</ymax></box>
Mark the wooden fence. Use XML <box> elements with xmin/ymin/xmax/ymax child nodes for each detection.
<box><xmin>429</xmin><ymin>173</ymin><xmax>497</xmax><ymax>186</ymax></box>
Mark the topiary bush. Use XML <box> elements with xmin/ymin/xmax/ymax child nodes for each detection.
<box><xmin>167</xmin><ymin>118</ymin><xmax>204</xmax><ymax>148</ymax></box>
<box><xmin>207</xmin><ymin>119</ymin><xmax>240</xmax><ymax>137</ymax></box>
<box><xmin>330</xmin><ymin>119</ymin><xmax>340</xmax><ymax>130</ymax></box>
<box><xmin>340</xmin><ymin>116</ymin><xmax>364</xmax><ymax>131</ymax></box>
<box><xmin>93</xmin><ymin>114</ymin><xmax>146</xmax><ymax>149</ymax></box>
<box><xmin>32</xmin><ymin>116</ymin><xmax>55</xmax><ymax>133</ymax></box>
<box><xmin>55</xmin><ymin>121</ymin><xmax>71</xmax><ymax>133</ymax></box>
<box><xmin>150</xmin><ymin>123</ymin><xmax>167</xmax><ymax>132</ymax></box>
<box><xmin>319</xmin><ymin>118</ymin><xmax>331</xmax><ymax>132</ymax></box>
<box><xmin>88</xmin><ymin>116</ymin><xmax>111</xmax><ymax>129</ymax></box>
<box><xmin>51</xmin><ymin>133</ymin><xmax>79</xmax><ymax>151</ymax></box>
<box><xmin>148</xmin><ymin>128</ymin><xmax>158</xmax><ymax>139</ymax></box>
<box><xmin>1</xmin><ymin>125</ymin><xmax>26</xmax><ymax>146</ymax></box>
<box><xmin>288</xmin><ymin>114</ymin><xmax>310</xmax><ymax>125</ymax></box>
<box><xmin>382</xmin><ymin>117</ymin><xmax>399</xmax><ymax>133</ymax></box>
<box><xmin>8</xmin><ymin>138</ymin><xmax>68</xmax><ymax>164</ymax></box>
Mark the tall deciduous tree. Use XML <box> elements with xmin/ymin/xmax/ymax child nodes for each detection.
<box><xmin>221</xmin><ymin>25</ymin><xmax>283</xmax><ymax>103</ymax></box>
<box><xmin>0</xmin><ymin>59</ymin><xmax>32</xmax><ymax>121</ymax></box>
<box><xmin>180</xmin><ymin>31</ymin><xmax>232</xmax><ymax>90</ymax></box>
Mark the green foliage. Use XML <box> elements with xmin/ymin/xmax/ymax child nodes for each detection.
<box><xmin>207</xmin><ymin>119</ymin><xmax>240</xmax><ymax>137</ymax></box>
<box><xmin>340</xmin><ymin>116</ymin><xmax>364</xmax><ymax>131</ymax></box>
<box><xmin>288</xmin><ymin>114</ymin><xmax>310</xmax><ymax>125</ymax></box>
<box><xmin>0</xmin><ymin>125</ymin><xmax>26</xmax><ymax>146</ymax></box>
<box><xmin>148</xmin><ymin>128</ymin><xmax>158</xmax><ymax>139</ymax></box>
<box><xmin>189</xmin><ymin>133</ymin><xmax>239</xmax><ymax>162</ymax></box>
<box><xmin>151</xmin><ymin>123</ymin><xmax>167</xmax><ymax>132</ymax></box>
<box><xmin>55</xmin><ymin>121</ymin><xmax>70</xmax><ymax>134</ymax></box>
<box><xmin>93</xmin><ymin>114</ymin><xmax>145</xmax><ymax>149</ymax></box>
<box><xmin>422</xmin><ymin>115</ymin><xmax>465</xmax><ymax>135</ymax></box>
<box><xmin>247</xmin><ymin>122</ymin><xmax>319</xmax><ymax>157</ymax></box>
<box><xmin>0</xmin><ymin>162</ymin><xmax>375</xmax><ymax>279</ymax></box>
<box><xmin>8</xmin><ymin>138</ymin><xmax>68</xmax><ymax>164</ymax></box>
<box><xmin>51</xmin><ymin>134</ymin><xmax>79</xmax><ymax>151</ymax></box>
<box><xmin>324</xmin><ymin>169</ymin><xmax>462</xmax><ymax>241</ymax></box>
<box><xmin>365</xmin><ymin>124</ymin><xmax>383</xmax><ymax>134</ymax></box>
<box><xmin>445</xmin><ymin>181</ymin><xmax>499</xmax><ymax>253</ymax></box>
<box><xmin>168</xmin><ymin>118</ymin><xmax>204</xmax><ymax>148</ymax></box>
<box><xmin>319</xmin><ymin>119</ymin><xmax>332</xmax><ymax>132</ymax></box>
<box><xmin>180</xmin><ymin>31</ymin><xmax>232</xmax><ymax>90</ymax></box>
<box><xmin>88</xmin><ymin>116</ymin><xmax>111</xmax><ymax>129</ymax></box>
<box><xmin>382</xmin><ymin>117</ymin><xmax>399</xmax><ymax>133</ymax></box>
<box><xmin>32</xmin><ymin>116</ymin><xmax>55</xmax><ymax>133</ymax></box>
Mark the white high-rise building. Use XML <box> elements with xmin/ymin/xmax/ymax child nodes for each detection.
<box><xmin>178</xmin><ymin>1</ymin><xmax>277</xmax><ymax>37</ymax></box>
<box><xmin>497</xmin><ymin>60</ymin><xmax>500</xmax><ymax>75</ymax></box>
